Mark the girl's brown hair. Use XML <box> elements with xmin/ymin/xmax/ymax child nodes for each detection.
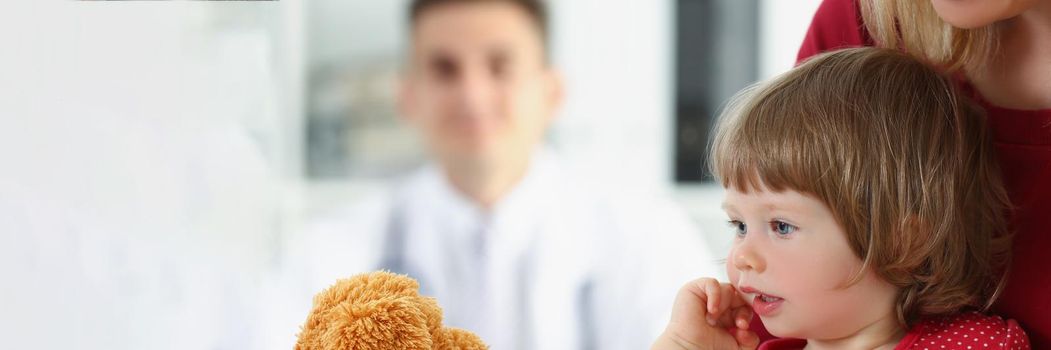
<box><xmin>710</xmin><ymin>47</ymin><xmax>1011</xmax><ymax>326</ymax></box>
<box><xmin>859</xmin><ymin>0</ymin><xmax>999</xmax><ymax>74</ymax></box>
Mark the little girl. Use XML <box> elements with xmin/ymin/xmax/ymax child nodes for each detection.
<box><xmin>652</xmin><ymin>47</ymin><xmax>1031</xmax><ymax>350</ymax></box>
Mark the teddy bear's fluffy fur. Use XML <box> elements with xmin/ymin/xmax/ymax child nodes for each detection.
<box><xmin>295</xmin><ymin>271</ymin><xmax>488</xmax><ymax>350</ymax></box>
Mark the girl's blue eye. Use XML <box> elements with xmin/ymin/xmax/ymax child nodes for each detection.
<box><xmin>728</xmin><ymin>220</ymin><xmax>746</xmax><ymax>236</ymax></box>
<box><xmin>771</xmin><ymin>220</ymin><xmax>796</xmax><ymax>236</ymax></box>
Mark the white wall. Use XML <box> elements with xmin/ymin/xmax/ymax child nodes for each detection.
<box><xmin>306</xmin><ymin>0</ymin><xmax>408</xmax><ymax>67</ymax></box>
<box><xmin>550</xmin><ymin>0</ymin><xmax>823</xmax><ymax>195</ymax></box>
<box><xmin>759</xmin><ymin>0</ymin><xmax>823</xmax><ymax>79</ymax></box>
<box><xmin>0</xmin><ymin>1</ymin><xmax>302</xmax><ymax>348</ymax></box>
<box><xmin>550</xmin><ymin>0</ymin><xmax>676</xmax><ymax>194</ymax></box>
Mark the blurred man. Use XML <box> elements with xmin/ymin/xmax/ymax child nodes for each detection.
<box><xmin>270</xmin><ymin>1</ymin><xmax>719</xmax><ymax>349</ymax></box>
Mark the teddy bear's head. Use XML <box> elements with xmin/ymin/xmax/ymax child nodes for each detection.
<box><xmin>295</xmin><ymin>271</ymin><xmax>488</xmax><ymax>350</ymax></box>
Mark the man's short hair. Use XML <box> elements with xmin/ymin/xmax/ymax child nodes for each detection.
<box><xmin>408</xmin><ymin>0</ymin><xmax>549</xmax><ymax>50</ymax></box>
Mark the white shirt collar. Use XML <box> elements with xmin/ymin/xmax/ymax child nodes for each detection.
<box><xmin>402</xmin><ymin>147</ymin><xmax>561</xmax><ymax>243</ymax></box>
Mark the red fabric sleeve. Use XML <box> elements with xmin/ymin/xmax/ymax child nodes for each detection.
<box><xmin>1006</xmin><ymin>319</ymin><xmax>1033</xmax><ymax>350</ymax></box>
<box><xmin>900</xmin><ymin>313</ymin><xmax>1032</xmax><ymax>350</ymax></box>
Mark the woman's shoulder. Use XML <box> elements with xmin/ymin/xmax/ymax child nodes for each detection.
<box><xmin>899</xmin><ymin>312</ymin><xmax>1030</xmax><ymax>350</ymax></box>
<box><xmin>797</xmin><ymin>0</ymin><xmax>872</xmax><ymax>64</ymax></box>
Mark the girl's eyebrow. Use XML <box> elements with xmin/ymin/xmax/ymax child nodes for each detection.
<box><xmin>764</xmin><ymin>200</ymin><xmax>809</xmax><ymax>217</ymax></box>
<box><xmin>721</xmin><ymin>202</ymin><xmax>748</xmax><ymax>216</ymax></box>
<box><xmin>723</xmin><ymin>200</ymin><xmax>788</xmax><ymax>213</ymax></box>
<box><xmin>763</xmin><ymin>202</ymin><xmax>785</xmax><ymax>212</ymax></box>
<box><xmin>722</xmin><ymin>197</ymin><xmax>810</xmax><ymax>217</ymax></box>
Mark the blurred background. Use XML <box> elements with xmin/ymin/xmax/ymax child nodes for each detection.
<box><xmin>0</xmin><ymin>0</ymin><xmax>820</xmax><ymax>348</ymax></box>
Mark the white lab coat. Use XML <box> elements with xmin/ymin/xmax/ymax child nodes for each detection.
<box><xmin>262</xmin><ymin>150</ymin><xmax>720</xmax><ymax>350</ymax></box>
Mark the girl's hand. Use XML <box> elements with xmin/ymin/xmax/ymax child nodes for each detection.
<box><xmin>651</xmin><ymin>278</ymin><xmax>759</xmax><ymax>350</ymax></box>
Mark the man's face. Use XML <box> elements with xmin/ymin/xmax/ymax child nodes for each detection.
<box><xmin>401</xmin><ymin>2</ymin><xmax>561</xmax><ymax>170</ymax></box>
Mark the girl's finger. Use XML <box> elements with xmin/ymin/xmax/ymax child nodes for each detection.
<box><xmin>732</xmin><ymin>305</ymin><xmax>753</xmax><ymax>330</ymax></box>
<box><xmin>716</xmin><ymin>283</ymin><xmax>734</xmax><ymax>318</ymax></box>
<box><xmin>734</xmin><ymin>328</ymin><xmax>760</xmax><ymax>350</ymax></box>
<box><xmin>702</xmin><ymin>279</ymin><xmax>721</xmax><ymax>322</ymax></box>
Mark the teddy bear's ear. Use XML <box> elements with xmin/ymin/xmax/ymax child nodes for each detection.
<box><xmin>296</xmin><ymin>296</ymin><xmax>434</xmax><ymax>350</ymax></box>
<box><xmin>442</xmin><ymin>328</ymin><xmax>489</xmax><ymax>350</ymax></box>
<box><xmin>296</xmin><ymin>272</ymin><xmax>434</xmax><ymax>350</ymax></box>
<box><xmin>311</xmin><ymin>272</ymin><xmax>420</xmax><ymax>312</ymax></box>
<box><xmin>415</xmin><ymin>297</ymin><xmax>445</xmax><ymax>336</ymax></box>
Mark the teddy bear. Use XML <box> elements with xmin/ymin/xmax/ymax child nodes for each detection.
<box><xmin>294</xmin><ymin>271</ymin><xmax>488</xmax><ymax>350</ymax></box>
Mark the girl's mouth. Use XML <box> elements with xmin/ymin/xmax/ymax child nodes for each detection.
<box><xmin>738</xmin><ymin>286</ymin><xmax>785</xmax><ymax>317</ymax></box>
<box><xmin>757</xmin><ymin>294</ymin><xmax>782</xmax><ymax>303</ymax></box>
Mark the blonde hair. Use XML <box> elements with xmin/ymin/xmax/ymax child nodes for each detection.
<box><xmin>710</xmin><ymin>47</ymin><xmax>1011</xmax><ymax>326</ymax></box>
<box><xmin>860</xmin><ymin>0</ymin><xmax>999</xmax><ymax>74</ymax></box>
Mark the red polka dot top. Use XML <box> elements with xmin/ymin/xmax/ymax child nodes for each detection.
<box><xmin>759</xmin><ymin>312</ymin><xmax>1031</xmax><ymax>349</ymax></box>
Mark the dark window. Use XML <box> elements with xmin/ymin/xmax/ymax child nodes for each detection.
<box><xmin>675</xmin><ymin>0</ymin><xmax>759</xmax><ymax>182</ymax></box>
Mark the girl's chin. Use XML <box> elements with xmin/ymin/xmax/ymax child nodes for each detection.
<box><xmin>758</xmin><ymin>316</ymin><xmax>806</xmax><ymax>340</ymax></box>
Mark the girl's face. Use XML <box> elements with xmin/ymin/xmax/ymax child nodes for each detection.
<box><xmin>723</xmin><ymin>186</ymin><xmax>899</xmax><ymax>340</ymax></box>
<box><xmin>929</xmin><ymin>0</ymin><xmax>1038</xmax><ymax>28</ymax></box>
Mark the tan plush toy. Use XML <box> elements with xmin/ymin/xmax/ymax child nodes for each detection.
<box><xmin>294</xmin><ymin>271</ymin><xmax>488</xmax><ymax>350</ymax></box>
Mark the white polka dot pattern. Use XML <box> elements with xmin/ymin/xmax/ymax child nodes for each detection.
<box><xmin>902</xmin><ymin>312</ymin><xmax>1031</xmax><ymax>350</ymax></box>
<box><xmin>757</xmin><ymin>312</ymin><xmax>1032</xmax><ymax>350</ymax></box>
